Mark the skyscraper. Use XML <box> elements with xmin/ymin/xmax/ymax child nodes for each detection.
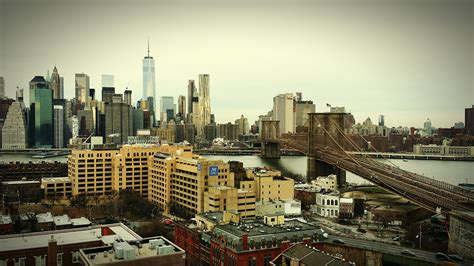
<box><xmin>2</xmin><ymin>101</ymin><xmax>28</xmax><ymax>149</ymax></box>
<box><xmin>53</xmin><ymin>105</ymin><xmax>64</xmax><ymax>148</ymax></box>
<box><xmin>105</xmin><ymin>96</ymin><xmax>133</xmax><ymax>144</ymax></box>
<box><xmin>143</xmin><ymin>40</ymin><xmax>156</xmax><ymax>122</ymax></box>
<box><xmin>295</xmin><ymin>99</ymin><xmax>315</xmax><ymax>127</ymax></box>
<box><xmin>197</xmin><ymin>74</ymin><xmax>211</xmax><ymax>137</ymax></box>
<box><xmin>0</xmin><ymin>77</ymin><xmax>4</xmax><ymax>98</ymax></box>
<box><xmin>29</xmin><ymin>76</ymin><xmax>53</xmax><ymax>148</ymax></box>
<box><xmin>378</xmin><ymin>115</ymin><xmax>385</xmax><ymax>127</ymax></box>
<box><xmin>178</xmin><ymin>95</ymin><xmax>186</xmax><ymax>117</ymax></box>
<box><xmin>273</xmin><ymin>93</ymin><xmax>296</xmax><ymax>134</ymax></box>
<box><xmin>102</xmin><ymin>87</ymin><xmax>115</xmax><ymax>103</ymax></box>
<box><xmin>187</xmin><ymin>80</ymin><xmax>195</xmax><ymax>113</ymax></box>
<box><xmin>424</xmin><ymin>118</ymin><xmax>432</xmax><ymax>136</ymax></box>
<box><xmin>160</xmin><ymin>96</ymin><xmax>174</xmax><ymax>113</ymax></box>
<box><xmin>124</xmin><ymin>89</ymin><xmax>132</xmax><ymax>106</ymax></box>
<box><xmin>59</xmin><ymin>77</ymin><xmax>64</xmax><ymax>99</ymax></box>
<box><xmin>75</xmin><ymin>73</ymin><xmax>90</xmax><ymax>104</ymax></box>
<box><xmin>101</xmin><ymin>74</ymin><xmax>114</xmax><ymax>87</ymax></box>
<box><xmin>50</xmin><ymin>66</ymin><xmax>61</xmax><ymax>99</ymax></box>
<box><xmin>465</xmin><ymin>105</ymin><xmax>474</xmax><ymax>136</ymax></box>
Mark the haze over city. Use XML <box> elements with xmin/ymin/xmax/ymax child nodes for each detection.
<box><xmin>1</xmin><ymin>0</ymin><xmax>472</xmax><ymax>127</ymax></box>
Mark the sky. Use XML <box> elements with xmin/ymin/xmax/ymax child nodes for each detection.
<box><xmin>0</xmin><ymin>0</ymin><xmax>473</xmax><ymax>128</ymax></box>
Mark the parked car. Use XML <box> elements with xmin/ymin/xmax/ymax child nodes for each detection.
<box><xmin>435</xmin><ymin>253</ymin><xmax>451</xmax><ymax>261</ymax></box>
<box><xmin>392</xmin><ymin>235</ymin><xmax>400</xmax><ymax>241</ymax></box>
<box><xmin>448</xmin><ymin>254</ymin><xmax>464</xmax><ymax>262</ymax></box>
<box><xmin>401</xmin><ymin>250</ymin><xmax>416</xmax><ymax>257</ymax></box>
<box><xmin>332</xmin><ymin>239</ymin><xmax>345</xmax><ymax>244</ymax></box>
<box><xmin>322</xmin><ymin>233</ymin><xmax>329</xmax><ymax>239</ymax></box>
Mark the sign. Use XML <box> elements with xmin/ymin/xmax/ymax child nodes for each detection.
<box><xmin>209</xmin><ymin>166</ymin><xmax>219</xmax><ymax>176</ymax></box>
<box><xmin>197</xmin><ymin>163</ymin><xmax>201</xmax><ymax>171</ymax></box>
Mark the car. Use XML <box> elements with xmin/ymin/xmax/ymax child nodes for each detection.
<box><xmin>401</xmin><ymin>250</ymin><xmax>416</xmax><ymax>257</ymax></box>
<box><xmin>448</xmin><ymin>254</ymin><xmax>464</xmax><ymax>262</ymax></box>
<box><xmin>392</xmin><ymin>235</ymin><xmax>400</xmax><ymax>241</ymax></box>
<box><xmin>163</xmin><ymin>219</ymin><xmax>174</xmax><ymax>226</ymax></box>
<box><xmin>322</xmin><ymin>233</ymin><xmax>329</xmax><ymax>239</ymax></box>
<box><xmin>332</xmin><ymin>239</ymin><xmax>345</xmax><ymax>244</ymax></box>
<box><xmin>435</xmin><ymin>253</ymin><xmax>451</xmax><ymax>261</ymax></box>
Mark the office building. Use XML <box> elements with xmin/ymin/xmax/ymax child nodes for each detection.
<box><xmin>101</xmin><ymin>74</ymin><xmax>114</xmax><ymax>87</ymax></box>
<box><xmin>178</xmin><ymin>95</ymin><xmax>186</xmax><ymax>117</ymax></box>
<box><xmin>124</xmin><ymin>89</ymin><xmax>132</xmax><ymax>105</ymax></box>
<box><xmin>235</xmin><ymin>114</ymin><xmax>249</xmax><ymax>135</ymax></box>
<box><xmin>101</xmin><ymin>87</ymin><xmax>115</xmax><ymax>103</ymax></box>
<box><xmin>59</xmin><ymin>77</ymin><xmax>64</xmax><ymax>99</ymax></box>
<box><xmin>29</xmin><ymin>76</ymin><xmax>53</xmax><ymax>148</ymax></box>
<box><xmin>105</xmin><ymin>97</ymin><xmax>133</xmax><ymax>145</ymax></box>
<box><xmin>2</xmin><ymin>102</ymin><xmax>28</xmax><ymax>149</ymax></box>
<box><xmin>378</xmin><ymin>114</ymin><xmax>385</xmax><ymax>127</ymax></box>
<box><xmin>50</xmin><ymin>66</ymin><xmax>61</xmax><ymax>99</ymax></box>
<box><xmin>217</xmin><ymin>123</ymin><xmax>239</xmax><ymax>141</ymax></box>
<box><xmin>160</xmin><ymin>96</ymin><xmax>174</xmax><ymax>114</ymax></box>
<box><xmin>75</xmin><ymin>73</ymin><xmax>90</xmax><ymax>104</ymax></box>
<box><xmin>133</xmin><ymin>108</ymin><xmax>145</xmax><ymax>134</ymax></box>
<box><xmin>466</xmin><ymin>105</ymin><xmax>474</xmax><ymax>135</ymax></box>
<box><xmin>143</xmin><ymin>41</ymin><xmax>156</xmax><ymax>118</ymax></box>
<box><xmin>197</xmin><ymin>74</ymin><xmax>211</xmax><ymax>136</ymax></box>
<box><xmin>53</xmin><ymin>105</ymin><xmax>64</xmax><ymax>148</ymax></box>
<box><xmin>273</xmin><ymin>93</ymin><xmax>296</xmax><ymax>133</ymax></box>
<box><xmin>295</xmin><ymin>100</ymin><xmax>315</xmax><ymax>127</ymax></box>
<box><xmin>239</xmin><ymin>168</ymin><xmax>294</xmax><ymax>202</ymax></box>
<box><xmin>0</xmin><ymin>77</ymin><xmax>4</xmax><ymax>98</ymax></box>
<box><xmin>187</xmin><ymin>80</ymin><xmax>196</xmax><ymax>114</ymax></box>
<box><xmin>148</xmin><ymin>153</ymin><xmax>233</xmax><ymax>216</ymax></box>
<box><xmin>204</xmin><ymin>124</ymin><xmax>217</xmax><ymax>141</ymax></box>
<box><xmin>424</xmin><ymin>118</ymin><xmax>433</xmax><ymax>136</ymax></box>
<box><xmin>77</xmin><ymin>110</ymin><xmax>94</xmax><ymax>136</ymax></box>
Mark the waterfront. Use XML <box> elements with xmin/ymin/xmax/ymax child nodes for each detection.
<box><xmin>0</xmin><ymin>153</ymin><xmax>472</xmax><ymax>186</ymax></box>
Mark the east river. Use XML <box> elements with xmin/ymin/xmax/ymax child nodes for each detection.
<box><xmin>0</xmin><ymin>153</ymin><xmax>472</xmax><ymax>185</ymax></box>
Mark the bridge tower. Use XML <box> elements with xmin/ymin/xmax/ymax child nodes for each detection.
<box><xmin>307</xmin><ymin>113</ymin><xmax>346</xmax><ymax>184</ymax></box>
<box><xmin>260</xmin><ymin>120</ymin><xmax>281</xmax><ymax>159</ymax></box>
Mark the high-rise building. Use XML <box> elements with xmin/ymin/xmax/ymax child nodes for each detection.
<box><xmin>50</xmin><ymin>66</ymin><xmax>61</xmax><ymax>99</ymax></box>
<box><xmin>29</xmin><ymin>76</ymin><xmax>53</xmax><ymax>148</ymax></box>
<box><xmin>101</xmin><ymin>87</ymin><xmax>115</xmax><ymax>103</ymax></box>
<box><xmin>273</xmin><ymin>93</ymin><xmax>295</xmax><ymax>134</ymax></box>
<box><xmin>177</xmin><ymin>95</ymin><xmax>186</xmax><ymax>117</ymax></box>
<box><xmin>160</xmin><ymin>96</ymin><xmax>174</xmax><ymax>113</ymax></box>
<box><xmin>75</xmin><ymin>73</ymin><xmax>90</xmax><ymax>104</ymax></box>
<box><xmin>0</xmin><ymin>77</ymin><xmax>4</xmax><ymax>98</ymax></box>
<box><xmin>2</xmin><ymin>101</ymin><xmax>28</xmax><ymax>149</ymax></box>
<box><xmin>378</xmin><ymin>115</ymin><xmax>385</xmax><ymax>127</ymax></box>
<box><xmin>217</xmin><ymin>123</ymin><xmax>239</xmax><ymax>141</ymax></box>
<box><xmin>77</xmin><ymin>110</ymin><xmax>94</xmax><ymax>136</ymax></box>
<box><xmin>53</xmin><ymin>105</ymin><xmax>64</xmax><ymax>148</ymax></box>
<box><xmin>101</xmin><ymin>74</ymin><xmax>114</xmax><ymax>87</ymax></box>
<box><xmin>235</xmin><ymin>115</ymin><xmax>249</xmax><ymax>135</ymax></box>
<box><xmin>124</xmin><ymin>89</ymin><xmax>132</xmax><ymax>106</ymax></box>
<box><xmin>59</xmin><ymin>77</ymin><xmax>64</xmax><ymax>99</ymax></box>
<box><xmin>105</xmin><ymin>97</ymin><xmax>133</xmax><ymax>144</ymax></box>
<box><xmin>197</xmin><ymin>74</ymin><xmax>211</xmax><ymax>137</ymax></box>
<box><xmin>89</xmin><ymin>88</ymin><xmax>95</xmax><ymax>101</ymax></box>
<box><xmin>295</xmin><ymin>100</ymin><xmax>315</xmax><ymax>127</ymax></box>
<box><xmin>466</xmin><ymin>105</ymin><xmax>474</xmax><ymax>136</ymax></box>
<box><xmin>424</xmin><ymin>118</ymin><xmax>432</xmax><ymax>136</ymax></box>
<box><xmin>133</xmin><ymin>108</ymin><xmax>144</xmax><ymax>134</ymax></box>
<box><xmin>187</xmin><ymin>80</ymin><xmax>196</xmax><ymax>113</ymax></box>
<box><xmin>143</xmin><ymin>40</ymin><xmax>156</xmax><ymax>119</ymax></box>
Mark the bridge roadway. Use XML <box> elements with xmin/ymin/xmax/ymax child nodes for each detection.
<box><xmin>322</xmin><ymin>235</ymin><xmax>473</xmax><ymax>265</ymax></box>
<box><xmin>281</xmin><ymin>140</ymin><xmax>474</xmax><ymax>214</ymax></box>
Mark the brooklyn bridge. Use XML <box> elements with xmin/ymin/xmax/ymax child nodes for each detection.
<box><xmin>260</xmin><ymin>113</ymin><xmax>474</xmax><ymax>214</ymax></box>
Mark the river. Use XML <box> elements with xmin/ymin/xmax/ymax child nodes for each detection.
<box><xmin>0</xmin><ymin>153</ymin><xmax>472</xmax><ymax>186</ymax></box>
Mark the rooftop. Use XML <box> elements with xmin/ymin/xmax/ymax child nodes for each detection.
<box><xmin>0</xmin><ymin>223</ymin><xmax>141</xmax><ymax>252</ymax></box>
<box><xmin>41</xmin><ymin>177</ymin><xmax>71</xmax><ymax>184</ymax></box>
<box><xmin>278</xmin><ymin>244</ymin><xmax>351</xmax><ymax>266</ymax></box>
<box><xmin>80</xmin><ymin>236</ymin><xmax>185</xmax><ymax>265</ymax></box>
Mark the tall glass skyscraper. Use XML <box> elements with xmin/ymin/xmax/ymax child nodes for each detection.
<box><xmin>143</xmin><ymin>40</ymin><xmax>156</xmax><ymax>125</ymax></box>
<box><xmin>29</xmin><ymin>76</ymin><xmax>53</xmax><ymax>148</ymax></box>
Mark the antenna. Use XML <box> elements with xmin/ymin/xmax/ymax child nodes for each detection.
<box><xmin>147</xmin><ymin>37</ymin><xmax>150</xmax><ymax>57</ymax></box>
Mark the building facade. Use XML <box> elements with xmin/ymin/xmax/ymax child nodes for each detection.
<box><xmin>314</xmin><ymin>191</ymin><xmax>340</xmax><ymax>218</ymax></box>
<box><xmin>143</xmin><ymin>43</ymin><xmax>156</xmax><ymax>120</ymax></box>
<box><xmin>75</xmin><ymin>73</ymin><xmax>90</xmax><ymax>104</ymax></box>
<box><xmin>273</xmin><ymin>93</ymin><xmax>296</xmax><ymax>134</ymax></box>
<box><xmin>2</xmin><ymin>102</ymin><xmax>28</xmax><ymax>149</ymax></box>
<box><xmin>30</xmin><ymin>76</ymin><xmax>53</xmax><ymax>148</ymax></box>
<box><xmin>54</xmin><ymin>105</ymin><xmax>64</xmax><ymax>148</ymax></box>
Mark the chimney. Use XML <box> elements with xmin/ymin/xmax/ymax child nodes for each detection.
<box><xmin>48</xmin><ymin>235</ymin><xmax>58</xmax><ymax>266</ymax></box>
<box><xmin>242</xmin><ymin>233</ymin><xmax>249</xmax><ymax>251</ymax></box>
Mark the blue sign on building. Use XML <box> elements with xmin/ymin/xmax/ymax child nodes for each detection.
<box><xmin>197</xmin><ymin>163</ymin><xmax>201</xmax><ymax>171</ymax></box>
<box><xmin>209</xmin><ymin>166</ymin><xmax>219</xmax><ymax>176</ymax></box>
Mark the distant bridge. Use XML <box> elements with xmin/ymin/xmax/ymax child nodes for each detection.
<box><xmin>279</xmin><ymin>113</ymin><xmax>474</xmax><ymax>214</ymax></box>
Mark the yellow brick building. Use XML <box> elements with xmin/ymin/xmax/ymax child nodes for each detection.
<box><xmin>239</xmin><ymin>168</ymin><xmax>294</xmax><ymax>201</ymax></box>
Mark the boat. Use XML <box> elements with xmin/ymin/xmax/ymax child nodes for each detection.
<box><xmin>32</xmin><ymin>151</ymin><xmax>69</xmax><ymax>159</ymax></box>
<box><xmin>459</xmin><ymin>183</ymin><xmax>474</xmax><ymax>190</ymax></box>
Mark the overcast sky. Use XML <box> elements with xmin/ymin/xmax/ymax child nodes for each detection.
<box><xmin>1</xmin><ymin>0</ymin><xmax>472</xmax><ymax>127</ymax></box>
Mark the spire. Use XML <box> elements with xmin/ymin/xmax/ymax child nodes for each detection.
<box><xmin>147</xmin><ymin>37</ymin><xmax>150</xmax><ymax>57</ymax></box>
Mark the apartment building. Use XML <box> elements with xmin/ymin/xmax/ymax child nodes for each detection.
<box><xmin>239</xmin><ymin>168</ymin><xmax>294</xmax><ymax>201</ymax></box>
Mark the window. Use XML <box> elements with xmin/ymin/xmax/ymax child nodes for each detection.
<box><xmin>34</xmin><ymin>255</ymin><xmax>46</xmax><ymax>266</ymax></box>
<box><xmin>72</xmin><ymin>252</ymin><xmax>80</xmax><ymax>263</ymax></box>
<box><xmin>14</xmin><ymin>257</ymin><xmax>25</xmax><ymax>266</ymax></box>
<box><xmin>57</xmin><ymin>253</ymin><xmax>63</xmax><ymax>266</ymax></box>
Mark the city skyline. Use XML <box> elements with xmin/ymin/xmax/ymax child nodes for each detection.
<box><xmin>1</xmin><ymin>0</ymin><xmax>472</xmax><ymax>127</ymax></box>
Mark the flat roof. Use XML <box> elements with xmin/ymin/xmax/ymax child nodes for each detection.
<box><xmin>80</xmin><ymin>236</ymin><xmax>185</xmax><ymax>264</ymax></box>
<box><xmin>2</xmin><ymin>180</ymin><xmax>40</xmax><ymax>185</ymax></box>
<box><xmin>0</xmin><ymin>223</ymin><xmax>141</xmax><ymax>252</ymax></box>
